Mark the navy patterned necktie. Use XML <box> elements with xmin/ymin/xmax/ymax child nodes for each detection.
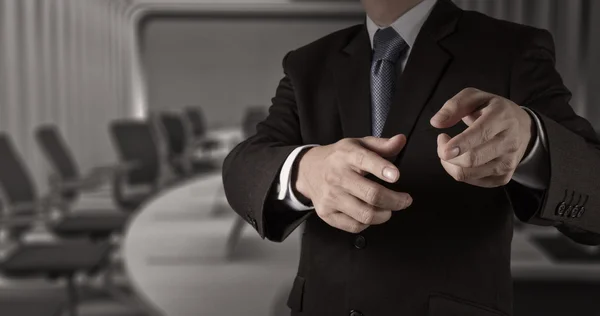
<box><xmin>371</xmin><ymin>27</ymin><xmax>408</xmax><ymax>137</ymax></box>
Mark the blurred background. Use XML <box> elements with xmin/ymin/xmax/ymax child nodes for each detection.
<box><xmin>0</xmin><ymin>0</ymin><xmax>599</xmax><ymax>316</ymax></box>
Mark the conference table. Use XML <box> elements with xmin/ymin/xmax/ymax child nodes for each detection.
<box><xmin>123</xmin><ymin>130</ymin><xmax>600</xmax><ymax>316</ymax></box>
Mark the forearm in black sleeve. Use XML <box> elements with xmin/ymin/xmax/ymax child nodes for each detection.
<box><xmin>222</xmin><ymin>51</ymin><xmax>312</xmax><ymax>242</ymax></box>
<box><xmin>505</xmin><ymin>28</ymin><xmax>600</xmax><ymax>243</ymax></box>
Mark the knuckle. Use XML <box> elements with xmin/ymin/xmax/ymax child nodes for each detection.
<box><xmin>465</xmin><ymin>151</ymin><xmax>478</xmax><ymax>167</ymax></box>
<box><xmin>454</xmin><ymin>167</ymin><xmax>468</xmax><ymax>182</ymax></box>
<box><xmin>365</xmin><ymin>185</ymin><xmax>382</xmax><ymax>205</ymax></box>
<box><xmin>488</xmin><ymin>96</ymin><xmax>500</xmax><ymax>105</ymax></box>
<box><xmin>322</xmin><ymin>187</ymin><xmax>338</xmax><ymax>203</ymax></box>
<box><xmin>360</xmin><ymin>207</ymin><xmax>376</xmax><ymax>224</ymax></box>
<box><xmin>464</xmin><ymin>87</ymin><xmax>479</xmax><ymax>94</ymax></box>
<box><xmin>487</xmin><ymin>101</ymin><xmax>502</xmax><ymax>114</ymax></box>
<box><xmin>510</xmin><ymin>157</ymin><xmax>520</xmax><ymax>169</ymax></box>
<box><xmin>493</xmin><ymin>160</ymin><xmax>512</xmax><ymax>175</ymax></box>
<box><xmin>336</xmin><ymin>138</ymin><xmax>355</xmax><ymax>152</ymax></box>
<box><xmin>480</xmin><ymin>127</ymin><xmax>492</xmax><ymax>143</ymax></box>
<box><xmin>443</xmin><ymin>99</ymin><xmax>458</xmax><ymax>112</ymax></box>
<box><xmin>347</xmin><ymin>223</ymin><xmax>363</xmax><ymax>234</ymax></box>
<box><xmin>507</xmin><ymin>139</ymin><xmax>520</xmax><ymax>153</ymax></box>
<box><xmin>492</xmin><ymin>165</ymin><xmax>503</xmax><ymax>176</ymax></box>
<box><xmin>315</xmin><ymin>204</ymin><xmax>330</xmax><ymax>217</ymax></box>
<box><xmin>353</xmin><ymin>151</ymin><xmax>366</xmax><ymax>168</ymax></box>
<box><xmin>324</xmin><ymin>171</ymin><xmax>341</xmax><ymax>186</ymax></box>
<box><xmin>338</xmin><ymin>138</ymin><xmax>353</xmax><ymax>146</ymax></box>
<box><xmin>501</xmin><ymin>159</ymin><xmax>515</xmax><ymax>172</ymax></box>
<box><xmin>499</xmin><ymin>174</ymin><xmax>512</xmax><ymax>186</ymax></box>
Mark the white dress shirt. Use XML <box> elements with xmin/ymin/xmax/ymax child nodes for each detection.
<box><xmin>275</xmin><ymin>0</ymin><xmax>550</xmax><ymax>211</ymax></box>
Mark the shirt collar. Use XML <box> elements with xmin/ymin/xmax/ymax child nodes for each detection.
<box><xmin>366</xmin><ymin>0</ymin><xmax>438</xmax><ymax>49</ymax></box>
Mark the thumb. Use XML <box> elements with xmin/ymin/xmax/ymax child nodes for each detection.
<box><xmin>437</xmin><ymin>133</ymin><xmax>452</xmax><ymax>159</ymax></box>
<box><xmin>360</xmin><ymin>134</ymin><xmax>407</xmax><ymax>158</ymax></box>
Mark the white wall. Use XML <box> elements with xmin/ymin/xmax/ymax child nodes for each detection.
<box><xmin>0</xmin><ymin>0</ymin><xmax>133</xmax><ymax>191</ymax></box>
<box><xmin>140</xmin><ymin>15</ymin><xmax>363</xmax><ymax>129</ymax></box>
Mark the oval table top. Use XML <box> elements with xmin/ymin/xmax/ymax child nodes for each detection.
<box><xmin>123</xmin><ymin>171</ymin><xmax>301</xmax><ymax>316</ymax></box>
<box><xmin>124</xmin><ymin>174</ymin><xmax>600</xmax><ymax>316</ymax></box>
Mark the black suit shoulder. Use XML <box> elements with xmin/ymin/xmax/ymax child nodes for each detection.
<box><xmin>456</xmin><ymin>9</ymin><xmax>555</xmax><ymax>58</ymax></box>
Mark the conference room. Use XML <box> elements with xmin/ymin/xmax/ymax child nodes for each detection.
<box><xmin>0</xmin><ymin>0</ymin><xmax>600</xmax><ymax>315</ymax></box>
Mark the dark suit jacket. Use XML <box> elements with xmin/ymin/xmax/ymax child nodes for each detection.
<box><xmin>223</xmin><ymin>0</ymin><xmax>600</xmax><ymax>315</ymax></box>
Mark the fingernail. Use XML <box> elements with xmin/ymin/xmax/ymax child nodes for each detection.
<box><xmin>447</xmin><ymin>147</ymin><xmax>460</xmax><ymax>159</ymax></box>
<box><xmin>383</xmin><ymin>167</ymin><xmax>398</xmax><ymax>181</ymax></box>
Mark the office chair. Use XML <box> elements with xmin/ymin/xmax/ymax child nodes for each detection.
<box><xmin>159</xmin><ymin>112</ymin><xmax>192</xmax><ymax>176</ymax></box>
<box><xmin>0</xmin><ymin>133</ymin><xmax>129</xmax><ymax>240</ymax></box>
<box><xmin>0</xmin><ymin>289</ymin><xmax>65</xmax><ymax>316</ymax></box>
<box><xmin>109</xmin><ymin>119</ymin><xmax>164</xmax><ymax>211</ymax></box>
<box><xmin>241</xmin><ymin>106</ymin><xmax>268</xmax><ymax>139</ymax></box>
<box><xmin>183</xmin><ymin>106</ymin><xmax>220</xmax><ymax>152</ymax></box>
<box><xmin>0</xmin><ymin>136</ymin><xmax>111</xmax><ymax>316</ymax></box>
<box><xmin>160</xmin><ymin>111</ymin><xmax>218</xmax><ymax>176</ymax></box>
<box><xmin>35</xmin><ymin>125</ymin><xmax>117</xmax><ymax>202</ymax></box>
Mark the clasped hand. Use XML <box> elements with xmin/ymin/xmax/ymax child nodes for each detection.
<box><xmin>295</xmin><ymin>87</ymin><xmax>533</xmax><ymax>233</ymax></box>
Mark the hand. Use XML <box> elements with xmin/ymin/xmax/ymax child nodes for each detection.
<box><xmin>430</xmin><ymin>88</ymin><xmax>534</xmax><ymax>188</ymax></box>
<box><xmin>295</xmin><ymin>135</ymin><xmax>413</xmax><ymax>233</ymax></box>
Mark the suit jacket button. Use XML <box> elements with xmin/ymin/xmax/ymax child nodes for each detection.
<box><xmin>564</xmin><ymin>205</ymin><xmax>573</xmax><ymax>217</ymax></box>
<box><xmin>246</xmin><ymin>214</ymin><xmax>257</xmax><ymax>228</ymax></box>
<box><xmin>571</xmin><ymin>206</ymin><xmax>580</xmax><ymax>218</ymax></box>
<box><xmin>556</xmin><ymin>202</ymin><xmax>566</xmax><ymax>216</ymax></box>
<box><xmin>577</xmin><ymin>206</ymin><xmax>586</xmax><ymax>217</ymax></box>
<box><xmin>354</xmin><ymin>236</ymin><xmax>366</xmax><ymax>249</ymax></box>
<box><xmin>350</xmin><ymin>310</ymin><xmax>363</xmax><ymax>316</ymax></box>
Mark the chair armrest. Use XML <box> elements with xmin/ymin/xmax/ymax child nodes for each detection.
<box><xmin>0</xmin><ymin>216</ymin><xmax>38</xmax><ymax>227</ymax></box>
<box><xmin>85</xmin><ymin>161</ymin><xmax>143</xmax><ymax>179</ymax></box>
<box><xmin>89</xmin><ymin>161</ymin><xmax>140</xmax><ymax>175</ymax></box>
<box><xmin>113</xmin><ymin>161</ymin><xmax>144</xmax><ymax>173</ymax></box>
<box><xmin>56</xmin><ymin>178</ymin><xmax>98</xmax><ymax>191</ymax></box>
<box><xmin>0</xmin><ymin>200</ymin><xmax>50</xmax><ymax>229</ymax></box>
<box><xmin>192</xmin><ymin>137</ymin><xmax>221</xmax><ymax>150</ymax></box>
<box><xmin>8</xmin><ymin>201</ymin><xmax>41</xmax><ymax>213</ymax></box>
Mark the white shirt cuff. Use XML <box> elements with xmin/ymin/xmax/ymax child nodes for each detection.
<box><xmin>276</xmin><ymin>145</ymin><xmax>319</xmax><ymax>211</ymax></box>
<box><xmin>512</xmin><ymin>107</ymin><xmax>550</xmax><ymax>190</ymax></box>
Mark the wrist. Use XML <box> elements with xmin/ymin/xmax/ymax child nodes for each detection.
<box><xmin>293</xmin><ymin>148</ymin><xmax>314</xmax><ymax>203</ymax></box>
<box><xmin>522</xmin><ymin>109</ymin><xmax>537</xmax><ymax>157</ymax></box>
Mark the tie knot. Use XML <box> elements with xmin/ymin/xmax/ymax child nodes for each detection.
<box><xmin>373</xmin><ymin>27</ymin><xmax>407</xmax><ymax>63</ymax></box>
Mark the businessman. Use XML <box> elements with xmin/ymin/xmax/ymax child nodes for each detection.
<box><xmin>223</xmin><ymin>0</ymin><xmax>600</xmax><ymax>315</ymax></box>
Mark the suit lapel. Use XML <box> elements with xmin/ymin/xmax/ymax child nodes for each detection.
<box><xmin>380</xmin><ymin>0</ymin><xmax>462</xmax><ymax>143</ymax></box>
<box><xmin>331</xmin><ymin>0</ymin><xmax>462</xmax><ymax>141</ymax></box>
<box><xmin>331</xmin><ymin>26</ymin><xmax>373</xmax><ymax>139</ymax></box>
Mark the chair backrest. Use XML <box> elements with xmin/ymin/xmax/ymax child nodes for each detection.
<box><xmin>160</xmin><ymin>113</ymin><xmax>188</xmax><ymax>157</ymax></box>
<box><xmin>242</xmin><ymin>106</ymin><xmax>268</xmax><ymax>138</ymax></box>
<box><xmin>0</xmin><ymin>133</ymin><xmax>38</xmax><ymax>213</ymax></box>
<box><xmin>109</xmin><ymin>120</ymin><xmax>160</xmax><ymax>186</ymax></box>
<box><xmin>184</xmin><ymin>107</ymin><xmax>207</xmax><ymax>138</ymax></box>
<box><xmin>35</xmin><ymin>125</ymin><xmax>80</xmax><ymax>181</ymax></box>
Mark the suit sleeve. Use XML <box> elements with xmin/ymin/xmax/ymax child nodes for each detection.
<box><xmin>222</xmin><ymin>51</ymin><xmax>312</xmax><ymax>242</ymax></box>
<box><xmin>506</xmin><ymin>29</ymin><xmax>600</xmax><ymax>244</ymax></box>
